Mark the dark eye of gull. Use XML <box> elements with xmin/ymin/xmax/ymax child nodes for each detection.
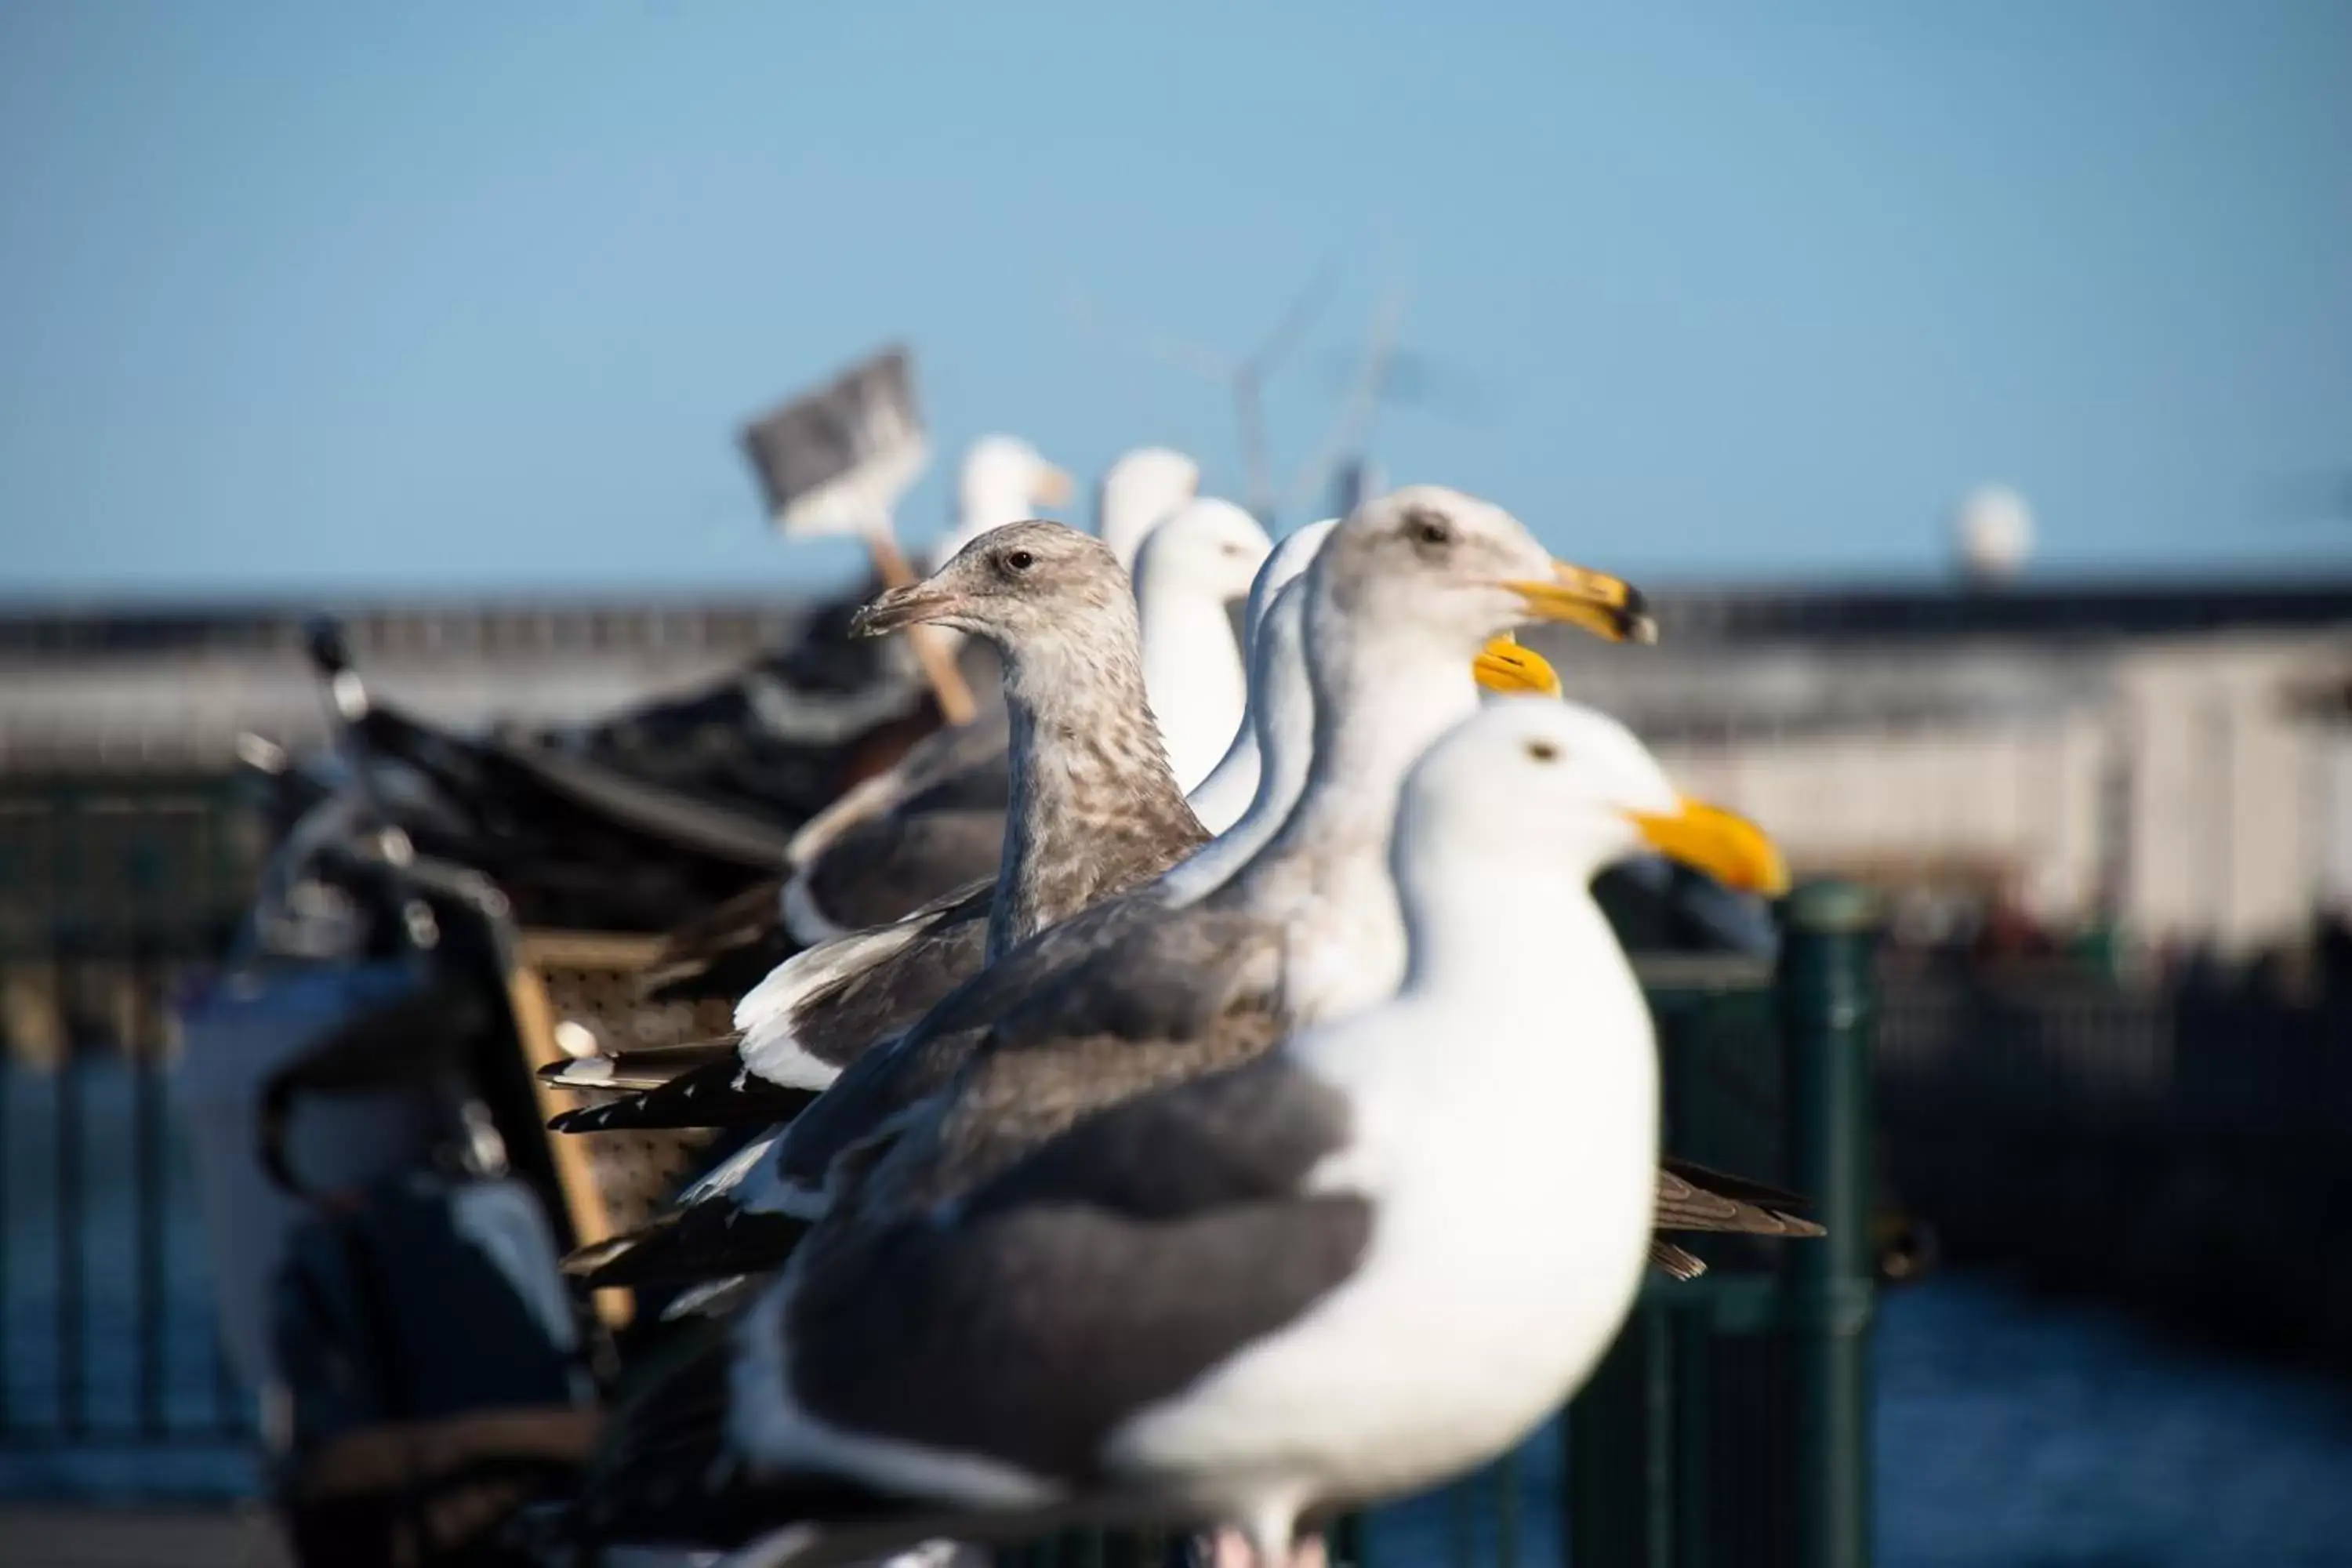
<box><xmin>1525</xmin><ymin>739</ymin><xmax>1560</xmax><ymax>763</ymax></box>
<box><xmin>1406</xmin><ymin>510</ymin><xmax>1454</xmax><ymax>549</ymax></box>
<box><xmin>1003</xmin><ymin>548</ymin><xmax>1036</xmax><ymax>574</ymax></box>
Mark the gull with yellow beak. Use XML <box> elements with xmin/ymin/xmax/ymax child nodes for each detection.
<box><xmin>557</xmin><ymin>492</ymin><xmax>1794</xmax><ymax>1308</ymax></box>
<box><xmin>554</xmin><ymin>490</ymin><xmax>1662</xmax><ymax>1287</ymax></box>
<box><xmin>738</xmin><ymin>488</ymin><xmax>1780</xmax><ymax>1242</ymax></box>
<box><xmin>571</xmin><ymin>699</ymin><xmax>1794</xmax><ymax>1566</ymax></box>
<box><xmin>545</xmin><ymin>505</ymin><xmax>1580</xmax><ymax>1149</ymax></box>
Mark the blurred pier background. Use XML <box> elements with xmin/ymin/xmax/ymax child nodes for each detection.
<box><xmin>5</xmin><ymin>573</ymin><xmax>2352</xmax><ymax>1563</ymax></box>
<box><xmin>9</xmin><ymin>4</ymin><xmax>2352</xmax><ymax>1561</ymax></box>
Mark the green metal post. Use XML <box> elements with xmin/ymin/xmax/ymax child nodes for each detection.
<box><xmin>1778</xmin><ymin>881</ymin><xmax>1879</xmax><ymax>1568</ymax></box>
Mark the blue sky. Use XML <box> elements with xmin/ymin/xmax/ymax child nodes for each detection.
<box><xmin>4</xmin><ymin>2</ymin><xmax>2349</xmax><ymax>597</ymax></box>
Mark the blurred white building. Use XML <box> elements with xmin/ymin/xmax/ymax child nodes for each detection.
<box><xmin>1536</xmin><ymin>579</ymin><xmax>2352</xmax><ymax>953</ymax></box>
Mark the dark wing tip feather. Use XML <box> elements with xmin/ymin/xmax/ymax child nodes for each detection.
<box><xmin>1660</xmin><ymin>1156</ymin><xmax>1820</xmax><ymax>1215</ymax></box>
<box><xmin>1653</xmin><ymin>1164</ymin><xmax>1828</xmax><ymax>1239</ymax></box>
<box><xmin>563</xmin><ymin>1210</ymin><xmax>813</xmax><ymax>1291</ymax></box>
<box><xmin>575</xmin><ymin>1316</ymin><xmax>953</xmax><ymax>1554</ymax></box>
<box><xmin>1648</xmin><ymin>1240</ymin><xmax>1709</xmax><ymax>1280</ymax></box>
<box><xmin>550</xmin><ymin>1058</ymin><xmax>818</xmax><ymax>1134</ymax></box>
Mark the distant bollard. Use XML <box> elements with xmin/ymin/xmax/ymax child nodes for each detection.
<box><xmin>1780</xmin><ymin>880</ymin><xmax>1880</xmax><ymax>1568</ymax></box>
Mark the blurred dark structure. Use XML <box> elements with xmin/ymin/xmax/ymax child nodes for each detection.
<box><xmin>1876</xmin><ymin>960</ymin><xmax>2352</xmax><ymax>1364</ymax></box>
<box><xmin>0</xmin><ymin>771</ymin><xmax>258</xmax><ymax>1480</ymax></box>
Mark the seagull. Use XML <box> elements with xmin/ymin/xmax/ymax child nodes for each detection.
<box><xmin>571</xmin><ymin>698</ymin><xmax>1784</xmax><ymax>1567</ymax></box>
<box><xmin>1134</xmin><ymin>499</ymin><xmax>1276</xmax><ymax>795</ymax></box>
<box><xmin>786</xmin><ymin>496</ymin><xmax>1269</xmax><ymax>943</ymax></box>
<box><xmin>642</xmin><ymin>465</ymin><xmax>1252</xmax><ymax>1005</ymax></box>
<box><xmin>936</xmin><ymin>435</ymin><xmax>1076</xmax><ymax>565</ymax></box>
<box><xmin>1179</xmin><ymin>520</ymin><xmax>1338</xmax><ymax>837</ymax></box>
<box><xmin>555</xmin><ymin>616</ymin><xmax>1581</xmax><ymax>1296</ymax></box>
<box><xmin>1096</xmin><ymin>446</ymin><xmax>1203</xmax><ymax>572</ymax></box>
<box><xmin>539</xmin><ymin>517</ymin><xmax>1551</xmax><ymax>1164</ymax></box>
<box><xmin>555</xmin><ymin>489</ymin><xmax>1676</xmax><ymax>1287</ymax></box>
<box><xmin>550</xmin><ymin>522</ymin><xmax>1208</xmax><ymax>1123</ymax></box>
<box><xmin>764</xmin><ymin>487</ymin><xmax>1658</xmax><ymax>1214</ymax></box>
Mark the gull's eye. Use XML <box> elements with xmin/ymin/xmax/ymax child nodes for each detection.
<box><xmin>1003</xmin><ymin>548</ymin><xmax>1036</xmax><ymax>573</ymax></box>
<box><xmin>1525</xmin><ymin>739</ymin><xmax>1560</xmax><ymax>764</ymax></box>
<box><xmin>1406</xmin><ymin>510</ymin><xmax>1454</xmax><ymax>549</ymax></box>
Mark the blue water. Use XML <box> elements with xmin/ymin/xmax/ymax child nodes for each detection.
<box><xmin>1363</xmin><ymin>1273</ymin><xmax>2352</xmax><ymax>1567</ymax></box>
<box><xmin>1875</xmin><ymin>1272</ymin><xmax>2352</xmax><ymax>1568</ymax></box>
<box><xmin>10</xmin><ymin>1064</ymin><xmax>2352</xmax><ymax>1560</ymax></box>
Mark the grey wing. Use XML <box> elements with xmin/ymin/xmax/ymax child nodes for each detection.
<box><xmin>896</xmin><ymin>747</ymin><xmax>1012</xmax><ymax>818</ymax></box>
<box><xmin>1653</xmin><ymin>1159</ymin><xmax>1824</xmax><ymax>1237</ymax></box>
<box><xmin>554</xmin><ymin>884</ymin><xmax>996</xmax><ymax>1135</ymax></box>
<box><xmin>960</xmin><ymin>1054</ymin><xmax>1356</xmax><ymax>1223</ymax></box>
<box><xmin>800</xmin><ymin>806</ymin><xmax>1006</xmax><ymax>932</ymax></box>
<box><xmin>986</xmin><ymin>906</ymin><xmax>1280</xmax><ymax>1054</ymax></box>
<box><xmin>931</xmin><ymin>887</ymin><xmax>1171</xmax><ymax>1032</ymax></box>
<box><xmin>781</xmin><ymin>892</ymin><xmax>993</xmax><ymax>1076</ymax></box>
<box><xmin>814</xmin><ymin>911</ymin><xmax>1286</xmax><ymax>1217</ymax></box>
<box><xmin>772</xmin><ymin>1018</ymin><xmax>988</xmax><ymax>1191</ymax></box>
<box><xmin>642</xmin><ymin>877</ymin><xmax>787</xmax><ymax>993</ymax></box>
<box><xmin>890</xmin><ymin>712</ymin><xmax>1012</xmax><ymax>804</ymax></box>
<box><xmin>785</xmin><ymin>1066</ymin><xmax>1370</xmax><ymax>1483</ymax></box>
<box><xmin>767</xmin><ymin>887</ymin><xmax>1175</xmax><ymax>1192</ymax></box>
<box><xmin>784</xmin><ymin>713</ymin><xmax>1008</xmax><ymax>870</ymax></box>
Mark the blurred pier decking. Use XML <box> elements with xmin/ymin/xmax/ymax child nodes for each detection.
<box><xmin>0</xmin><ymin>1507</ymin><xmax>289</xmax><ymax>1568</ymax></box>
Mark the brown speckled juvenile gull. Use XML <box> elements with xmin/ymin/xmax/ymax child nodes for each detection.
<box><xmin>788</xmin><ymin>497</ymin><xmax>1265</xmax><ymax>926</ymax></box>
<box><xmin>635</xmin><ymin>492</ymin><xmax>1265</xmax><ymax>1000</ymax></box>
<box><xmin>544</xmin><ymin>521</ymin><xmax>1206</xmax><ymax>1135</ymax></box>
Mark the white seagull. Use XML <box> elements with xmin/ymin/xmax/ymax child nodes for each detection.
<box><xmin>573</xmin><ymin>697</ymin><xmax>1785</xmax><ymax>1567</ymax></box>
<box><xmin>1095</xmin><ymin>446</ymin><xmax>1203</xmax><ymax>572</ymax></box>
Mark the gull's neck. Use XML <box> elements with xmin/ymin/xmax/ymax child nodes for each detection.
<box><xmin>1133</xmin><ymin>561</ymin><xmax>1247</xmax><ymax>796</ymax></box>
<box><xmin>1183</xmin><ymin>524</ymin><xmax>1334</xmax><ymax>838</ymax></box>
<box><xmin>1181</xmin><ymin>721</ymin><xmax>1259</xmax><ymax>837</ymax></box>
<box><xmin>1222</xmin><ymin>612</ymin><xmax>1478</xmax><ymax>920</ymax></box>
<box><xmin>1399</xmin><ymin>836</ymin><xmax>1632</xmax><ymax>1007</ymax></box>
<box><xmin>1297</xmin><ymin>834</ymin><xmax>1657</xmax><ymax>1177</ymax></box>
<box><xmin>1162</xmin><ymin>586</ymin><xmax>1312</xmax><ymax>904</ymax></box>
<box><xmin>992</xmin><ymin>627</ymin><xmax>1204</xmax><ymax>961</ymax></box>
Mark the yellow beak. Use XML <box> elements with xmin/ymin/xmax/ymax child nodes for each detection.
<box><xmin>1032</xmin><ymin>465</ymin><xmax>1076</xmax><ymax>509</ymax></box>
<box><xmin>1497</xmin><ymin>561</ymin><xmax>1657</xmax><ymax>645</ymax></box>
<box><xmin>1472</xmin><ymin>635</ymin><xmax>1563</xmax><ymax>697</ymax></box>
<box><xmin>1628</xmin><ymin>797</ymin><xmax>1790</xmax><ymax>896</ymax></box>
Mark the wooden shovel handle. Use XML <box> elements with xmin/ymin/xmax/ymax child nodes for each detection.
<box><xmin>865</xmin><ymin>528</ymin><xmax>976</xmax><ymax>726</ymax></box>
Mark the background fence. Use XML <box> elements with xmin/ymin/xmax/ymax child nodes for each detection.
<box><xmin>0</xmin><ymin>776</ymin><xmax>261</xmax><ymax>1497</ymax></box>
<box><xmin>1877</xmin><ymin>964</ymin><xmax>2352</xmax><ymax>1365</ymax></box>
